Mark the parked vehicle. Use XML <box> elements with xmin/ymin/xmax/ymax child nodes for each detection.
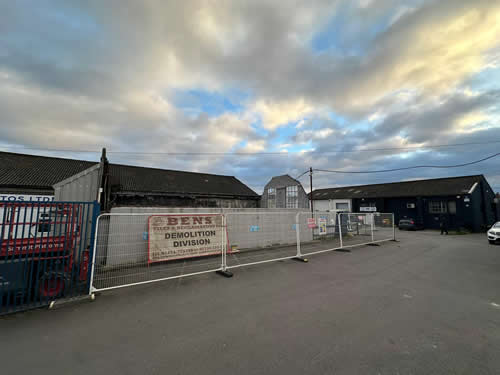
<box><xmin>398</xmin><ymin>218</ymin><xmax>422</xmax><ymax>231</ymax></box>
<box><xmin>487</xmin><ymin>222</ymin><xmax>500</xmax><ymax>244</ymax></box>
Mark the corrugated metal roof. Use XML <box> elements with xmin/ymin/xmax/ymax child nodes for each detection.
<box><xmin>1</xmin><ymin>151</ymin><xmax>257</xmax><ymax>198</ymax></box>
<box><xmin>0</xmin><ymin>152</ymin><xmax>96</xmax><ymax>191</ymax></box>
<box><xmin>108</xmin><ymin>163</ymin><xmax>259</xmax><ymax>198</ymax></box>
<box><xmin>311</xmin><ymin>175</ymin><xmax>484</xmax><ymax>199</ymax></box>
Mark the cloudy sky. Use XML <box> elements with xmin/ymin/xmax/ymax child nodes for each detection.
<box><xmin>1</xmin><ymin>0</ymin><xmax>499</xmax><ymax>193</ymax></box>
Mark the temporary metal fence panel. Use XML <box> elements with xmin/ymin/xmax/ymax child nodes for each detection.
<box><xmin>1</xmin><ymin>201</ymin><xmax>99</xmax><ymax>315</ymax></box>
<box><xmin>89</xmin><ymin>210</ymin><xmax>395</xmax><ymax>294</ymax></box>
<box><xmin>90</xmin><ymin>213</ymin><xmax>225</xmax><ymax>292</ymax></box>
<box><xmin>372</xmin><ymin>213</ymin><xmax>396</xmax><ymax>243</ymax></box>
<box><xmin>297</xmin><ymin>211</ymin><xmax>395</xmax><ymax>256</ymax></box>
<box><xmin>339</xmin><ymin>212</ymin><xmax>395</xmax><ymax>250</ymax></box>
<box><xmin>224</xmin><ymin>211</ymin><xmax>301</xmax><ymax>269</ymax></box>
<box><xmin>296</xmin><ymin>211</ymin><xmax>342</xmax><ymax>256</ymax></box>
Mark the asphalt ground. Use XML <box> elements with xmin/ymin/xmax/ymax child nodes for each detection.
<box><xmin>1</xmin><ymin>230</ymin><xmax>499</xmax><ymax>375</ymax></box>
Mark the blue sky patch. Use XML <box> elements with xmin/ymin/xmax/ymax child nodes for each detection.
<box><xmin>172</xmin><ymin>89</ymin><xmax>249</xmax><ymax>117</ymax></box>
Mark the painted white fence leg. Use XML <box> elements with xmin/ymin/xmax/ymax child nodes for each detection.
<box><xmin>339</xmin><ymin>213</ymin><xmax>343</xmax><ymax>248</ymax></box>
<box><xmin>393</xmin><ymin>213</ymin><xmax>396</xmax><ymax>241</ymax></box>
<box><xmin>295</xmin><ymin>212</ymin><xmax>301</xmax><ymax>257</ymax></box>
<box><xmin>88</xmin><ymin>214</ymin><xmax>101</xmax><ymax>295</ymax></box>
<box><xmin>371</xmin><ymin>213</ymin><xmax>375</xmax><ymax>243</ymax></box>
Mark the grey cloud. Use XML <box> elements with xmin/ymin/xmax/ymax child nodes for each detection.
<box><xmin>1</xmin><ymin>0</ymin><xmax>499</xmax><ymax>192</ymax></box>
<box><xmin>375</xmin><ymin>90</ymin><xmax>500</xmax><ymax>143</ymax></box>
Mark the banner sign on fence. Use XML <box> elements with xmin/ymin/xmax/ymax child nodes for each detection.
<box><xmin>307</xmin><ymin>218</ymin><xmax>317</xmax><ymax>228</ymax></box>
<box><xmin>318</xmin><ymin>218</ymin><xmax>327</xmax><ymax>235</ymax></box>
<box><xmin>148</xmin><ymin>214</ymin><xmax>224</xmax><ymax>263</ymax></box>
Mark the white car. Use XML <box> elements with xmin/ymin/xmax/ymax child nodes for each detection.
<box><xmin>487</xmin><ymin>222</ymin><xmax>500</xmax><ymax>244</ymax></box>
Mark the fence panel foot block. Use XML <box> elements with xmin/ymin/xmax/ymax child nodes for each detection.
<box><xmin>216</xmin><ymin>270</ymin><xmax>233</xmax><ymax>278</ymax></box>
<box><xmin>292</xmin><ymin>257</ymin><xmax>308</xmax><ymax>262</ymax></box>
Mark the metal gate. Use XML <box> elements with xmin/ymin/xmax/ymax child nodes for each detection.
<box><xmin>0</xmin><ymin>201</ymin><xmax>100</xmax><ymax>315</ymax></box>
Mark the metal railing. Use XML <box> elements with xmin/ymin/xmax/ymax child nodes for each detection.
<box><xmin>1</xmin><ymin>201</ymin><xmax>99</xmax><ymax>315</ymax></box>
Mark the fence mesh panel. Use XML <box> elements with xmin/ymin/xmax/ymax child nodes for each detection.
<box><xmin>90</xmin><ymin>210</ymin><xmax>395</xmax><ymax>293</ymax></box>
<box><xmin>224</xmin><ymin>211</ymin><xmax>299</xmax><ymax>268</ymax></box>
<box><xmin>372</xmin><ymin>213</ymin><xmax>395</xmax><ymax>242</ymax></box>
<box><xmin>297</xmin><ymin>211</ymin><xmax>342</xmax><ymax>256</ymax></box>
<box><xmin>91</xmin><ymin>213</ymin><xmax>224</xmax><ymax>292</ymax></box>
<box><xmin>339</xmin><ymin>213</ymin><xmax>375</xmax><ymax>248</ymax></box>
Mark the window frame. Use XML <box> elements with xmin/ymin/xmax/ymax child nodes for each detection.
<box><xmin>267</xmin><ymin>187</ymin><xmax>276</xmax><ymax>208</ymax></box>
<box><xmin>335</xmin><ymin>202</ymin><xmax>349</xmax><ymax>211</ymax></box>
<box><xmin>429</xmin><ymin>201</ymin><xmax>447</xmax><ymax>214</ymax></box>
<box><xmin>286</xmin><ymin>185</ymin><xmax>298</xmax><ymax>209</ymax></box>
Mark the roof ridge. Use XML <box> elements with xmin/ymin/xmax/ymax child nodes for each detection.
<box><xmin>109</xmin><ymin>162</ymin><xmax>235</xmax><ymax>178</ymax></box>
<box><xmin>0</xmin><ymin>151</ymin><xmax>97</xmax><ymax>164</ymax></box>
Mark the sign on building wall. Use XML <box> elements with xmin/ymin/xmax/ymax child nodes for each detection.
<box><xmin>360</xmin><ymin>206</ymin><xmax>377</xmax><ymax>212</ymax></box>
<box><xmin>148</xmin><ymin>214</ymin><xmax>224</xmax><ymax>263</ymax></box>
<box><xmin>318</xmin><ymin>218</ymin><xmax>327</xmax><ymax>235</ymax></box>
<box><xmin>0</xmin><ymin>194</ymin><xmax>54</xmax><ymax>202</ymax></box>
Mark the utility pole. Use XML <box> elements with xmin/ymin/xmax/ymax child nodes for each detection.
<box><xmin>97</xmin><ymin>147</ymin><xmax>109</xmax><ymax>212</ymax></box>
<box><xmin>309</xmin><ymin>167</ymin><xmax>314</xmax><ymax>215</ymax></box>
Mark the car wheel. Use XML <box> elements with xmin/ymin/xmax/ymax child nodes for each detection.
<box><xmin>489</xmin><ymin>240</ymin><xmax>495</xmax><ymax>244</ymax></box>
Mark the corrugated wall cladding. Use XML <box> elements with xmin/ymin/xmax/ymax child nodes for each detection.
<box><xmin>54</xmin><ymin>165</ymin><xmax>100</xmax><ymax>202</ymax></box>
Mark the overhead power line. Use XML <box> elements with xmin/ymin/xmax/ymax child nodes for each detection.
<box><xmin>3</xmin><ymin>140</ymin><xmax>500</xmax><ymax>156</ymax></box>
<box><xmin>294</xmin><ymin>170</ymin><xmax>310</xmax><ymax>180</ymax></box>
<box><xmin>313</xmin><ymin>152</ymin><xmax>500</xmax><ymax>174</ymax></box>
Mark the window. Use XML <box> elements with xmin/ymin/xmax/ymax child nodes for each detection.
<box><xmin>286</xmin><ymin>185</ymin><xmax>298</xmax><ymax>208</ymax></box>
<box><xmin>336</xmin><ymin>202</ymin><xmax>349</xmax><ymax>211</ymax></box>
<box><xmin>268</xmin><ymin>188</ymin><xmax>276</xmax><ymax>208</ymax></box>
<box><xmin>448</xmin><ymin>201</ymin><xmax>456</xmax><ymax>214</ymax></box>
<box><xmin>429</xmin><ymin>201</ymin><xmax>447</xmax><ymax>214</ymax></box>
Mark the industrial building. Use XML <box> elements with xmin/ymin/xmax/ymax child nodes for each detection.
<box><xmin>260</xmin><ymin>175</ymin><xmax>309</xmax><ymax>209</ymax></box>
<box><xmin>311</xmin><ymin>175</ymin><xmax>498</xmax><ymax>232</ymax></box>
<box><xmin>0</xmin><ymin>151</ymin><xmax>259</xmax><ymax>209</ymax></box>
<box><xmin>0</xmin><ymin>151</ymin><xmax>95</xmax><ymax>201</ymax></box>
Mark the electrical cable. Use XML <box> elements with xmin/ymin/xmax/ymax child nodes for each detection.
<box><xmin>3</xmin><ymin>140</ymin><xmax>500</xmax><ymax>156</ymax></box>
<box><xmin>294</xmin><ymin>170</ymin><xmax>309</xmax><ymax>180</ymax></box>
<box><xmin>313</xmin><ymin>152</ymin><xmax>500</xmax><ymax>174</ymax></box>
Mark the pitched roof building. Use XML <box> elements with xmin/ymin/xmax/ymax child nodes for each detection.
<box><xmin>311</xmin><ymin>175</ymin><xmax>485</xmax><ymax>200</ymax></box>
<box><xmin>1</xmin><ymin>151</ymin><xmax>259</xmax><ymax>209</ymax></box>
<box><xmin>260</xmin><ymin>174</ymin><xmax>309</xmax><ymax>209</ymax></box>
<box><xmin>310</xmin><ymin>175</ymin><xmax>497</xmax><ymax>232</ymax></box>
<box><xmin>0</xmin><ymin>152</ymin><xmax>96</xmax><ymax>195</ymax></box>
